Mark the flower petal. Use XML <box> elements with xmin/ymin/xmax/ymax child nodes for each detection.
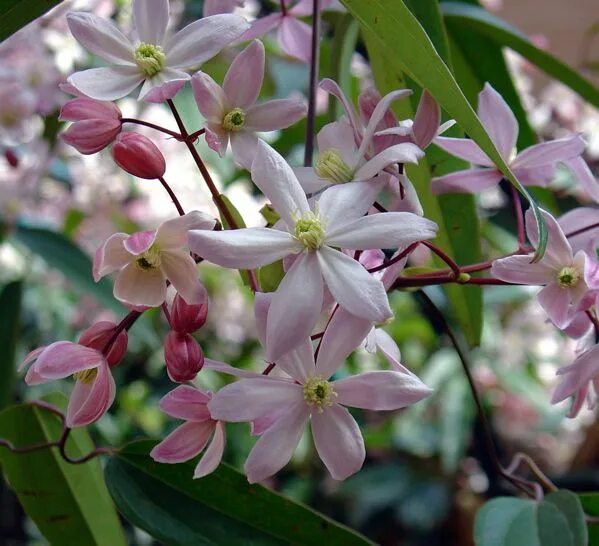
<box><xmin>433</xmin><ymin>137</ymin><xmax>493</xmax><ymax>166</ymax></box>
<box><xmin>537</xmin><ymin>283</ymin><xmax>573</xmax><ymax>328</ymax></box>
<box><xmin>244</xmin><ymin>98</ymin><xmax>307</xmax><ymax>132</ymax></box>
<box><xmin>491</xmin><ymin>255</ymin><xmax>554</xmax><ymax>285</ymax></box>
<box><xmin>114</xmin><ymin>262</ymin><xmax>167</xmax><ymax>307</ymax></box>
<box><xmin>150</xmin><ymin>421</ymin><xmax>214</xmax><ymax>463</ymax></box>
<box><xmin>374</xmin><ymin>329</ymin><xmax>413</xmax><ymax>373</ymax></box>
<box><xmin>156</xmin><ymin>211</ymin><xmax>216</xmax><ymax>249</ymax></box>
<box><xmin>230</xmin><ymin>131</ymin><xmax>259</xmax><ymax>169</ymax></box>
<box><xmin>93</xmin><ymin>233</ymin><xmax>131</xmax><ymax>281</ymax></box>
<box><xmin>319</xmin><ymin>78</ymin><xmax>364</xmax><ymax>138</ymax></box>
<box><xmin>277</xmin><ymin>339</ymin><xmax>317</xmax><ymax>383</ymax></box>
<box><xmin>524</xmin><ymin>208</ymin><xmax>573</xmax><ymax>269</ymax></box>
<box><xmin>563</xmin><ymin>156</ymin><xmax>599</xmax><ymax>203</ymax></box>
<box><xmin>353</xmin><ymin>143</ymin><xmax>424</xmax><ymax>181</ymax></box>
<box><xmin>430</xmin><ymin>168</ymin><xmax>503</xmax><ymax>195</ymax></box>
<box><xmin>66</xmin><ymin>361</ymin><xmax>115</xmax><ymax>427</ymax></box>
<box><xmin>161</xmin><ymin>250</ymin><xmax>202</xmax><ymax>305</ymax></box>
<box><xmin>138</xmin><ymin>69</ymin><xmax>189</xmax><ymax>103</ymax></box>
<box><xmin>224</xmin><ymin>40</ymin><xmax>264</xmax><ymax>108</ymax></box>
<box><xmin>311</xmin><ymin>404</ymin><xmax>364</xmax><ymax>480</ymax></box>
<box><xmin>277</xmin><ymin>16</ymin><xmax>311</xmax><ymax>63</ymax></box>
<box><xmin>413</xmin><ymin>90</ymin><xmax>441</xmax><ymax>148</ymax></box>
<box><xmin>33</xmin><ymin>341</ymin><xmax>105</xmax><ymax>380</ymax></box>
<box><xmin>124</xmin><ymin>230</ymin><xmax>156</xmax><ymax>255</ymax></box>
<box><xmin>159</xmin><ymin>385</ymin><xmax>212</xmax><ymax>421</ymax></box>
<box><xmin>477</xmin><ymin>83</ymin><xmax>518</xmax><ymax>160</ymax></box>
<box><xmin>194</xmin><ymin>421</ymin><xmax>226</xmax><ymax>478</ymax></box>
<box><xmin>238</xmin><ymin>13</ymin><xmax>281</xmax><ymax>42</ymax></box>
<box><xmin>134</xmin><ymin>0</ymin><xmax>169</xmax><ymax>44</ymax></box>
<box><xmin>191</xmin><ymin>72</ymin><xmax>227</xmax><ymax>122</ymax></box>
<box><xmin>512</xmin><ymin>134</ymin><xmax>586</xmax><ymax>170</ymax></box>
<box><xmin>68</xmin><ymin>67</ymin><xmax>143</xmax><ymax>102</ymax></box>
<box><xmin>552</xmin><ymin>345</ymin><xmax>599</xmax><ymax>404</ymax></box>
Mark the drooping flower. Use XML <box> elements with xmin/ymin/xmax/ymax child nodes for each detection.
<box><xmin>189</xmin><ymin>142</ymin><xmax>438</xmax><ymax>361</ymax></box>
<box><xmin>94</xmin><ymin>212</ymin><xmax>216</xmax><ymax>307</ymax></box>
<box><xmin>151</xmin><ymin>385</ymin><xmax>225</xmax><ymax>478</ymax></box>
<box><xmin>66</xmin><ymin>0</ymin><xmax>249</xmax><ymax>102</ymax></box>
<box><xmin>491</xmin><ymin>209</ymin><xmax>599</xmax><ymax>328</ymax></box>
<box><xmin>191</xmin><ymin>40</ymin><xmax>306</xmax><ymax>168</ymax></box>
<box><xmin>431</xmin><ymin>83</ymin><xmax>585</xmax><ymax>194</ymax></box>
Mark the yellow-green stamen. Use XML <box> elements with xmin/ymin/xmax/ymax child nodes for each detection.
<box><xmin>136</xmin><ymin>246</ymin><xmax>162</xmax><ymax>271</ymax></box>
<box><xmin>557</xmin><ymin>266</ymin><xmax>581</xmax><ymax>288</ymax></box>
<box><xmin>315</xmin><ymin>149</ymin><xmax>353</xmax><ymax>184</ymax></box>
<box><xmin>74</xmin><ymin>368</ymin><xmax>98</xmax><ymax>384</ymax></box>
<box><xmin>294</xmin><ymin>212</ymin><xmax>326</xmax><ymax>250</ymax></box>
<box><xmin>134</xmin><ymin>43</ymin><xmax>166</xmax><ymax>77</ymax></box>
<box><xmin>303</xmin><ymin>376</ymin><xmax>336</xmax><ymax>412</ymax></box>
<box><xmin>222</xmin><ymin>108</ymin><xmax>246</xmax><ymax>132</ymax></box>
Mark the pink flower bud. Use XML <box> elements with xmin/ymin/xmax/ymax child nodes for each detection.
<box><xmin>112</xmin><ymin>132</ymin><xmax>166</xmax><ymax>179</ymax></box>
<box><xmin>78</xmin><ymin>321</ymin><xmax>128</xmax><ymax>367</ymax></box>
<box><xmin>164</xmin><ymin>331</ymin><xmax>204</xmax><ymax>383</ymax></box>
<box><xmin>170</xmin><ymin>291</ymin><xmax>209</xmax><ymax>334</ymax></box>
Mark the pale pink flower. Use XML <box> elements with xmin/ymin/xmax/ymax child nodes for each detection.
<box><xmin>189</xmin><ymin>142</ymin><xmax>438</xmax><ymax>361</ymax></box>
<box><xmin>203</xmin><ymin>0</ymin><xmax>244</xmax><ymax>17</ymax></box>
<box><xmin>492</xmin><ymin>209</ymin><xmax>599</xmax><ymax>328</ymax></box>
<box><xmin>151</xmin><ymin>385</ymin><xmax>225</xmax><ymax>478</ymax></box>
<box><xmin>191</xmin><ymin>40</ymin><xmax>306</xmax><ymax>168</ymax></box>
<box><xmin>94</xmin><ymin>212</ymin><xmax>215</xmax><ymax>307</ymax></box>
<box><xmin>66</xmin><ymin>0</ymin><xmax>249</xmax><ymax>102</ymax></box>
<box><xmin>431</xmin><ymin>83</ymin><xmax>586</xmax><ymax>194</ymax></box>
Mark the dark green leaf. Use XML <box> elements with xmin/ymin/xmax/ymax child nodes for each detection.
<box><xmin>0</xmin><ymin>0</ymin><xmax>63</xmax><ymax>41</ymax></box>
<box><xmin>578</xmin><ymin>493</ymin><xmax>599</xmax><ymax>545</ymax></box>
<box><xmin>0</xmin><ymin>394</ymin><xmax>126</xmax><ymax>546</ymax></box>
<box><xmin>542</xmin><ymin>491</ymin><xmax>587</xmax><ymax>546</ymax></box>
<box><xmin>105</xmin><ymin>440</ymin><xmax>374</xmax><ymax>546</ymax></box>
<box><xmin>259</xmin><ymin>260</ymin><xmax>285</xmax><ymax>292</ymax></box>
<box><xmin>0</xmin><ymin>281</ymin><xmax>22</xmax><ymax>409</ymax></box>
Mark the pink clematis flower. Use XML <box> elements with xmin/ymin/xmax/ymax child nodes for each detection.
<box><xmin>191</xmin><ymin>40</ymin><xmax>307</xmax><ymax>168</ymax></box>
<box><xmin>207</xmin><ymin>293</ymin><xmax>431</xmax><ymax>482</ymax></box>
<box><xmin>491</xmin><ymin>209</ymin><xmax>599</xmax><ymax>328</ymax></box>
<box><xmin>151</xmin><ymin>385</ymin><xmax>225</xmax><ymax>478</ymax></box>
<box><xmin>66</xmin><ymin>0</ymin><xmax>249</xmax><ymax>102</ymax></box>
<box><xmin>189</xmin><ymin>142</ymin><xmax>438</xmax><ymax>361</ymax></box>
<box><xmin>94</xmin><ymin>211</ymin><xmax>215</xmax><ymax>308</ymax></box>
<box><xmin>431</xmin><ymin>83</ymin><xmax>586</xmax><ymax>194</ymax></box>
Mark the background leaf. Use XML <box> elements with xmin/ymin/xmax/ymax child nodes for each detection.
<box><xmin>0</xmin><ymin>281</ymin><xmax>22</xmax><ymax>410</ymax></box>
<box><xmin>0</xmin><ymin>0</ymin><xmax>63</xmax><ymax>41</ymax></box>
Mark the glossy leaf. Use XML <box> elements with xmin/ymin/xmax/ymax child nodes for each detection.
<box><xmin>0</xmin><ymin>281</ymin><xmax>22</xmax><ymax>409</ymax></box>
<box><xmin>578</xmin><ymin>493</ymin><xmax>599</xmax><ymax>545</ymax></box>
<box><xmin>0</xmin><ymin>394</ymin><xmax>126</xmax><ymax>546</ymax></box>
<box><xmin>0</xmin><ymin>0</ymin><xmax>62</xmax><ymax>41</ymax></box>
<box><xmin>105</xmin><ymin>440</ymin><xmax>374</xmax><ymax>546</ymax></box>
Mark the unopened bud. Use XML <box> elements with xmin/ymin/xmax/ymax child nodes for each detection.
<box><xmin>164</xmin><ymin>331</ymin><xmax>204</xmax><ymax>383</ymax></box>
<box><xmin>78</xmin><ymin>321</ymin><xmax>128</xmax><ymax>367</ymax></box>
<box><xmin>171</xmin><ymin>291</ymin><xmax>209</xmax><ymax>334</ymax></box>
<box><xmin>112</xmin><ymin>132</ymin><xmax>166</xmax><ymax>179</ymax></box>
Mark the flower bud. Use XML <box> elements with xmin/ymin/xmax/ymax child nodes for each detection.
<box><xmin>78</xmin><ymin>321</ymin><xmax>128</xmax><ymax>367</ymax></box>
<box><xmin>170</xmin><ymin>291</ymin><xmax>209</xmax><ymax>334</ymax></box>
<box><xmin>112</xmin><ymin>132</ymin><xmax>166</xmax><ymax>179</ymax></box>
<box><xmin>164</xmin><ymin>331</ymin><xmax>204</xmax><ymax>383</ymax></box>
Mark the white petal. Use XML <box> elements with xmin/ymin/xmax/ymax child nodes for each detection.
<box><xmin>113</xmin><ymin>262</ymin><xmax>166</xmax><ymax>307</ymax></box>
<box><xmin>138</xmin><ymin>68</ymin><xmax>189</xmax><ymax>102</ymax></box>
<box><xmin>354</xmin><ymin>143</ymin><xmax>424</xmax><ymax>181</ymax></box>
<box><xmin>68</xmin><ymin>67</ymin><xmax>143</xmax><ymax>102</ymax></box>
<box><xmin>160</xmin><ymin>250</ymin><xmax>202</xmax><ymax>305</ymax></box>
<box><xmin>134</xmin><ymin>0</ymin><xmax>169</xmax><ymax>44</ymax></box>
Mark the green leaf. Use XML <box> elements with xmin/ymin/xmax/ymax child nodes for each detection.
<box><xmin>0</xmin><ymin>394</ymin><xmax>126</xmax><ymax>546</ymax></box>
<box><xmin>0</xmin><ymin>281</ymin><xmax>22</xmax><ymax>409</ymax></box>
<box><xmin>259</xmin><ymin>260</ymin><xmax>285</xmax><ymax>292</ymax></box>
<box><xmin>0</xmin><ymin>0</ymin><xmax>63</xmax><ymax>41</ymax></box>
<box><xmin>577</xmin><ymin>493</ymin><xmax>599</xmax><ymax>545</ymax></box>
<box><xmin>440</xmin><ymin>2</ymin><xmax>599</xmax><ymax>108</ymax></box>
<box><xmin>339</xmin><ymin>0</ymin><xmax>547</xmax><ymax>261</ymax></box>
<box><xmin>542</xmin><ymin>491</ymin><xmax>587</xmax><ymax>546</ymax></box>
<box><xmin>105</xmin><ymin>440</ymin><xmax>374</xmax><ymax>546</ymax></box>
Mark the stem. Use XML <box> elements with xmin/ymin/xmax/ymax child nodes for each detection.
<box><xmin>422</xmin><ymin>241</ymin><xmax>461</xmax><ymax>278</ymax></box>
<box><xmin>187</xmin><ymin>128</ymin><xmax>206</xmax><ymax>142</ymax></box>
<box><xmin>303</xmin><ymin>0</ymin><xmax>321</xmax><ymax>167</ymax></box>
<box><xmin>121</xmin><ymin>118</ymin><xmax>182</xmax><ymax>140</ymax></box>
<box><xmin>368</xmin><ymin>242</ymin><xmax>419</xmax><ymax>274</ymax></box>
<box><xmin>101</xmin><ymin>311</ymin><xmax>141</xmax><ymax>355</ymax></box>
<box><xmin>508</xmin><ymin>183</ymin><xmax>527</xmax><ymax>251</ymax></box>
<box><xmin>158</xmin><ymin>177</ymin><xmax>185</xmax><ymax>216</ymax></box>
<box><xmin>280</xmin><ymin>0</ymin><xmax>288</xmax><ymax>16</ymax></box>
<box><xmin>565</xmin><ymin>221</ymin><xmax>599</xmax><ymax>239</ymax></box>
<box><xmin>262</xmin><ymin>362</ymin><xmax>276</xmax><ymax>375</ymax></box>
<box><xmin>373</xmin><ymin>201</ymin><xmax>388</xmax><ymax>213</ymax></box>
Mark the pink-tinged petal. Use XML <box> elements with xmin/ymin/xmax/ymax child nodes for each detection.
<box><xmin>114</xmin><ymin>262</ymin><xmax>167</xmax><ymax>307</ymax></box>
<box><xmin>318</xmin><ymin>179</ymin><xmax>386</xmax><ymax>231</ymax></box>
<box><xmin>524</xmin><ymin>208</ymin><xmax>574</xmax><ymax>269</ymax></box>
<box><xmin>537</xmin><ymin>283</ymin><xmax>572</xmax><ymax>328</ymax></box>
<box><xmin>430</xmin><ymin>168</ymin><xmax>503</xmax><ymax>194</ymax></box>
<box><xmin>566</xmin><ymin>384</ymin><xmax>589</xmax><ymax>418</ymax></box>
<box><xmin>326</xmin><ymin>212</ymin><xmax>437</xmax><ymax>250</ymax></box>
<box><xmin>166</xmin><ymin>14</ymin><xmax>249</xmax><ymax>68</ymax></box>
<box><xmin>244</xmin><ymin>402</ymin><xmax>309</xmax><ymax>483</ymax></box>
<box><xmin>289</xmin><ymin>0</ymin><xmax>334</xmax><ymax>16</ymax></box>
<box><xmin>204</xmin><ymin>358</ymin><xmax>264</xmax><ymax>379</ymax></box>
<box><xmin>208</xmin><ymin>378</ymin><xmax>302</xmax><ymax>422</ymax></box>
<box><xmin>155</xmin><ymin>211</ymin><xmax>217</xmax><ymax>249</ymax></box>
<box><xmin>68</xmin><ymin>67</ymin><xmax>143</xmax><ymax>102</ymax></box>
<box><xmin>93</xmin><ymin>233</ymin><xmax>131</xmax><ymax>281</ymax></box>
<box><xmin>359</xmin><ymin>88</ymin><xmax>398</xmax><ymax>153</ymax></box>
<box><xmin>238</xmin><ymin>13</ymin><xmax>281</xmax><ymax>42</ymax></box>
<box><xmin>66</xmin><ymin>12</ymin><xmax>134</xmax><ymax>64</ymax></box>
<box><xmin>189</xmin><ymin>227</ymin><xmax>299</xmax><ymax>269</ymax></box>
<box><xmin>251</xmin><ymin>141</ymin><xmax>310</xmax><ymax>227</ymax></box>
<box><xmin>490</xmin><ymin>255</ymin><xmax>554</xmax><ymax>285</ymax></box>
<box><xmin>433</xmin><ymin>137</ymin><xmax>493</xmax><ymax>166</ymax></box>
<box><xmin>563</xmin><ymin>311</ymin><xmax>593</xmax><ymax>340</ymax></box>
<box><xmin>318</xmin><ymin>246</ymin><xmax>392</xmax><ymax>322</ymax></box>
<box><xmin>389</xmin><ymin>174</ymin><xmax>424</xmax><ymax>216</ymax></box>
<box><xmin>138</xmin><ymin>69</ymin><xmax>189</xmax><ymax>103</ymax></box>
<box><xmin>373</xmin><ymin>329</ymin><xmax>412</xmax><ymax>373</ymax></box>
<box><xmin>124</xmin><ymin>230</ymin><xmax>156</xmax><ymax>255</ymax></box>
<box><xmin>277</xmin><ymin>16</ymin><xmax>311</xmax><ymax>63</ymax></box>
<box><xmin>20</xmin><ymin>347</ymin><xmax>45</xmax><ymax>373</ymax></box>
<box><xmin>477</xmin><ymin>83</ymin><xmax>518</xmax><ymax>160</ymax></box>
<box><xmin>66</xmin><ymin>361</ymin><xmax>115</xmax><ymax>427</ymax></box>
<box><xmin>354</xmin><ymin>143</ymin><xmax>424</xmax><ymax>181</ymax></box>
<box><xmin>413</xmin><ymin>90</ymin><xmax>441</xmax><ymax>148</ymax></box>
<box><xmin>380</xmin><ymin>248</ymin><xmax>410</xmax><ymax>289</ymax></box>
<box><xmin>205</xmin><ymin>127</ymin><xmax>229</xmax><ymax>156</ymax></box>
<box><xmin>244</xmin><ymin>98</ymin><xmax>307</xmax><ymax>132</ymax></box>
<box><xmin>277</xmin><ymin>340</ymin><xmax>316</xmax><ymax>383</ymax></box>
<box><xmin>133</xmin><ymin>0</ymin><xmax>169</xmax><ymax>44</ymax></box>
<box><xmin>161</xmin><ymin>250</ymin><xmax>202</xmax><ymax>305</ymax></box>
<box><xmin>61</xmin><ymin>119</ymin><xmax>122</xmax><ymax>155</ymax></box>
<box><xmin>266</xmin><ymin>252</ymin><xmax>323</xmax><ymax>362</ymax></box>
<box><xmin>513</xmin><ymin>164</ymin><xmax>556</xmax><ymax>187</ymax></box>
<box><xmin>150</xmin><ymin>421</ymin><xmax>214</xmax><ymax>463</ymax></box>
<box><xmin>559</xmin><ymin>207</ymin><xmax>599</xmax><ymax>254</ymax></box>
<box><xmin>294</xmin><ymin>167</ymin><xmax>329</xmax><ymax>193</ymax></box>
<box><xmin>191</xmin><ymin>72</ymin><xmax>227</xmax><ymax>123</ymax></box>
<box><xmin>159</xmin><ymin>385</ymin><xmax>212</xmax><ymax>421</ymax></box>
<box><xmin>224</xmin><ymin>40</ymin><xmax>264</xmax><ymax>108</ymax></box>
<box><xmin>311</xmin><ymin>404</ymin><xmax>364</xmax><ymax>480</ymax></box>
<box><xmin>552</xmin><ymin>345</ymin><xmax>599</xmax><ymax>404</ymax></box>
<box><xmin>230</xmin><ymin>131</ymin><xmax>259</xmax><ymax>170</ymax></box>
<box><xmin>319</xmin><ymin>78</ymin><xmax>364</xmax><ymax>138</ymax></box>
<box><xmin>254</xmin><ymin>292</ymin><xmax>272</xmax><ymax>348</ymax></box>
<box><xmin>512</xmin><ymin>134</ymin><xmax>586</xmax><ymax>170</ymax></box>
<box><xmin>60</xmin><ymin>98</ymin><xmax>121</xmax><ymax>122</ymax></box>
<box><xmin>315</xmin><ymin>308</ymin><xmax>372</xmax><ymax>379</ymax></box>
<box><xmin>194</xmin><ymin>421</ymin><xmax>226</xmax><ymax>478</ymax></box>
<box><xmin>334</xmin><ymin>370</ymin><xmax>432</xmax><ymax>410</ymax></box>
<box><xmin>317</xmin><ymin>120</ymin><xmax>358</xmax><ymax>166</ymax></box>
<box><xmin>32</xmin><ymin>341</ymin><xmax>105</xmax><ymax>380</ymax></box>
<box><xmin>563</xmin><ymin>156</ymin><xmax>599</xmax><ymax>203</ymax></box>
<box><xmin>204</xmin><ymin>0</ymin><xmax>243</xmax><ymax>16</ymax></box>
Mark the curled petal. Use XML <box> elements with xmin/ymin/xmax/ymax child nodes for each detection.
<box><xmin>150</xmin><ymin>421</ymin><xmax>214</xmax><ymax>463</ymax></box>
<box><xmin>161</xmin><ymin>251</ymin><xmax>202</xmax><ymax>305</ymax></box>
<box><xmin>33</xmin><ymin>341</ymin><xmax>105</xmax><ymax>380</ymax></box>
<box><xmin>93</xmin><ymin>233</ymin><xmax>131</xmax><ymax>281</ymax></box>
<box><xmin>156</xmin><ymin>211</ymin><xmax>216</xmax><ymax>249</ymax></box>
<box><xmin>138</xmin><ymin>69</ymin><xmax>189</xmax><ymax>103</ymax></box>
<box><xmin>194</xmin><ymin>421</ymin><xmax>226</xmax><ymax>478</ymax></box>
<box><xmin>66</xmin><ymin>361</ymin><xmax>115</xmax><ymax>427</ymax></box>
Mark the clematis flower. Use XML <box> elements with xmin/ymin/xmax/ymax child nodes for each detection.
<box><xmin>207</xmin><ymin>293</ymin><xmax>431</xmax><ymax>482</ymax></box>
<box><xmin>66</xmin><ymin>0</ymin><xmax>249</xmax><ymax>102</ymax></box>
<box><xmin>94</xmin><ymin>211</ymin><xmax>216</xmax><ymax>307</ymax></box>
<box><xmin>491</xmin><ymin>209</ymin><xmax>599</xmax><ymax>328</ymax></box>
<box><xmin>151</xmin><ymin>385</ymin><xmax>225</xmax><ymax>478</ymax></box>
<box><xmin>191</xmin><ymin>40</ymin><xmax>306</xmax><ymax>168</ymax></box>
<box><xmin>189</xmin><ymin>142</ymin><xmax>438</xmax><ymax>361</ymax></box>
<box><xmin>431</xmin><ymin>83</ymin><xmax>585</xmax><ymax>194</ymax></box>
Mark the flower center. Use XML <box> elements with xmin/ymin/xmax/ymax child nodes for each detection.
<box><xmin>315</xmin><ymin>149</ymin><xmax>353</xmax><ymax>184</ymax></box>
<box><xmin>294</xmin><ymin>212</ymin><xmax>326</xmax><ymax>250</ymax></box>
<box><xmin>557</xmin><ymin>266</ymin><xmax>581</xmax><ymax>288</ymax></box>
<box><xmin>303</xmin><ymin>376</ymin><xmax>336</xmax><ymax>412</ymax></box>
<box><xmin>222</xmin><ymin>108</ymin><xmax>246</xmax><ymax>132</ymax></box>
<box><xmin>73</xmin><ymin>368</ymin><xmax>98</xmax><ymax>384</ymax></box>
<box><xmin>134</xmin><ymin>43</ymin><xmax>166</xmax><ymax>77</ymax></box>
<box><xmin>0</xmin><ymin>111</ymin><xmax>18</xmax><ymax>127</ymax></box>
<box><xmin>136</xmin><ymin>246</ymin><xmax>162</xmax><ymax>271</ymax></box>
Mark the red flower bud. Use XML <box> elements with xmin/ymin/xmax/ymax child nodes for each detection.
<box><xmin>170</xmin><ymin>291</ymin><xmax>209</xmax><ymax>334</ymax></box>
<box><xmin>164</xmin><ymin>331</ymin><xmax>204</xmax><ymax>383</ymax></box>
<box><xmin>112</xmin><ymin>132</ymin><xmax>166</xmax><ymax>179</ymax></box>
<box><xmin>78</xmin><ymin>321</ymin><xmax>128</xmax><ymax>367</ymax></box>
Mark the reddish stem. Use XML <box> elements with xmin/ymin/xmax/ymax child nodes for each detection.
<box><xmin>120</xmin><ymin>118</ymin><xmax>183</xmax><ymax>140</ymax></box>
<box><xmin>158</xmin><ymin>176</ymin><xmax>185</xmax><ymax>216</ymax></box>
